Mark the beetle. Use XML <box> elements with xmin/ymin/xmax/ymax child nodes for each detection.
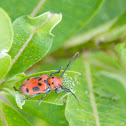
<box><xmin>20</xmin><ymin>52</ymin><xmax>79</xmax><ymax>105</ymax></box>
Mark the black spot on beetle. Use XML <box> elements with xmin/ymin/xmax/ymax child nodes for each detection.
<box><xmin>52</xmin><ymin>76</ymin><xmax>54</xmax><ymax>79</ymax></box>
<box><xmin>26</xmin><ymin>88</ymin><xmax>29</xmax><ymax>93</ymax></box>
<box><xmin>38</xmin><ymin>78</ymin><xmax>42</xmax><ymax>81</ymax></box>
<box><xmin>48</xmin><ymin>84</ymin><xmax>50</xmax><ymax>86</ymax></box>
<box><xmin>51</xmin><ymin>82</ymin><xmax>54</xmax><ymax>85</ymax></box>
<box><xmin>27</xmin><ymin>78</ymin><xmax>30</xmax><ymax>81</ymax></box>
<box><xmin>34</xmin><ymin>77</ymin><xmax>40</xmax><ymax>79</ymax></box>
<box><xmin>38</xmin><ymin>83</ymin><xmax>42</xmax><ymax>86</ymax></box>
<box><xmin>32</xmin><ymin>87</ymin><xmax>40</xmax><ymax>91</ymax></box>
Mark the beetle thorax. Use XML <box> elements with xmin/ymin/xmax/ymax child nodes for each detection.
<box><xmin>47</xmin><ymin>76</ymin><xmax>63</xmax><ymax>89</ymax></box>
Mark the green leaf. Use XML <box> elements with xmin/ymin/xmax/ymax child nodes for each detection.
<box><xmin>0</xmin><ymin>8</ymin><xmax>13</xmax><ymax>82</ymax></box>
<box><xmin>0</xmin><ymin>0</ymin><xmax>103</xmax><ymax>52</ymax></box>
<box><xmin>0</xmin><ymin>101</ymin><xmax>31</xmax><ymax>126</ymax></box>
<box><xmin>94</xmin><ymin>71</ymin><xmax>126</xmax><ymax>102</ymax></box>
<box><xmin>6</xmin><ymin>12</ymin><xmax>62</xmax><ymax>78</ymax></box>
<box><xmin>1</xmin><ymin>73</ymin><xmax>25</xmax><ymax>89</ymax></box>
<box><xmin>78</xmin><ymin>0</ymin><xmax>126</xmax><ymax>33</ymax></box>
<box><xmin>23</xmin><ymin>101</ymin><xmax>69</xmax><ymax>126</ymax></box>
<box><xmin>3</xmin><ymin>88</ymin><xmax>25</xmax><ymax>109</ymax></box>
<box><xmin>0</xmin><ymin>73</ymin><xmax>25</xmax><ymax>109</ymax></box>
<box><xmin>65</xmin><ymin>54</ymin><xmax>126</xmax><ymax>125</ymax></box>
<box><xmin>63</xmin><ymin>0</ymin><xmax>126</xmax><ymax>48</ymax></box>
<box><xmin>0</xmin><ymin>0</ymin><xmax>40</xmax><ymax>21</ymax></box>
<box><xmin>0</xmin><ymin>8</ymin><xmax>13</xmax><ymax>52</ymax></box>
<box><xmin>89</xmin><ymin>50</ymin><xmax>126</xmax><ymax>105</ymax></box>
<box><xmin>0</xmin><ymin>55</ymin><xmax>11</xmax><ymax>82</ymax></box>
<box><xmin>115</xmin><ymin>43</ymin><xmax>126</xmax><ymax>66</ymax></box>
<box><xmin>93</xmin><ymin>11</ymin><xmax>126</xmax><ymax>44</ymax></box>
<box><xmin>1</xmin><ymin>0</ymin><xmax>126</xmax><ymax>51</ymax></box>
<box><xmin>39</xmin><ymin>0</ymin><xmax>102</xmax><ymax>52</ymax></box>
<box><xmin>2</xmin><ymin>70</ymin><xmax>80</xmax><ymax>106</ymax></box>
<box><xmin>0</xmin><ymin>93</ymin><xmax>68</xmax><ymax>126</ymax></box>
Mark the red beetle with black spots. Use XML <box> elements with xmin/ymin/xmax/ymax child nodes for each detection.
<box><xmin>20</xmin><ymin>52</ymin><xmax>79</xmax><ymax>105</ymax></box>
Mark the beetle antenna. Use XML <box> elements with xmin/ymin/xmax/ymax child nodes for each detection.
<box><xmin>61</xmin><ymin>86</ymin><xmax>79</xmax><ymax>102</ymax></box>
<box><xmin>60</xmin><ymin>52</ymin><xmax>79</xmax><ymax>77</ymax></box>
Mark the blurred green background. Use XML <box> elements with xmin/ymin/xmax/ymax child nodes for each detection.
<box><xmin>0</xmin><ymin>0</ymin><xmax>126</xmax><ymax>126</ymax></box>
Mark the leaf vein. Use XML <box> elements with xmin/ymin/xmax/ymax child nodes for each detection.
<box><xmin>30</xmin><ymin>0</ymin><xmax>46</xmax><ymax>17</ymax></box>
<box><xmin>0</xmin><ymin>104</ymin><xmax>8</xmax><ymax>126</ymax></box>
<box><xmin>5</xmin><ymin>13</ymin><xmax>54</xmax><ymax>77</ymax></box>
<box><xmin>84</xmin><ymin>53</ymin><xmax>100</xmax><ymax>126</ymax></box>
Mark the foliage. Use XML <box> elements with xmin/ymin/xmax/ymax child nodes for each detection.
<box><xmin>0</xmin><ymin>0</ymin><xmax>126</xmax><ymax>126</ymax></box>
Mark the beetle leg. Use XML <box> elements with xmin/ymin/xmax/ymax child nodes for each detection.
<box><xmin>38</xmin><ymin>90</ymin><xmax>51</xmax><ymax>105</ymax></box>
<box><xmin>55</xmin><ymin>88</ymin><xmax>63</xmax><ymax>94</ymax></box>
<box><xmin>23</xmin><ymin>93</ymin><xmax>41</xmax><ymax>100</ymax></box>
